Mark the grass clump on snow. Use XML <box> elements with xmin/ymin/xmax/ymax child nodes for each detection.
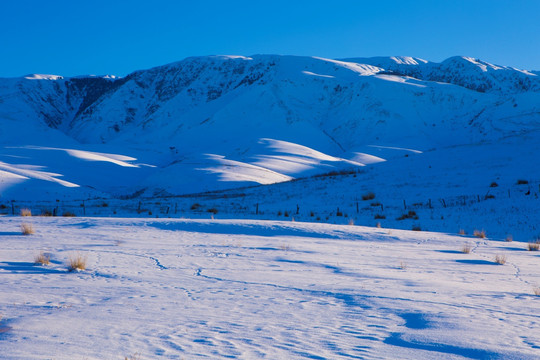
<box><xmin>473</xmin><ymin>229</ymin><xmax>486</xmax><ymax>238</ymax></box>
<box><xmin>533</xmin><ymin>287</ymin><xmax>540</xmax><ymax>296</ymax></box>
<box><xmin>361</xmin><ymin>192</ymin><xmax>375</xmax><ymax>201</ymax></box>
<box><xmin>67</xmin><ymin>253</ymin><xmax>87</xmax><ymax>272</ymax></box>
<box><xmin>527</xmin><ymin>241</ymin><xmax>540</xmax><ymax>251</ymax></box>
<box><xmin>494</xmin><ymin>254</ymin><xmax>507</xmax><ymax>265</ymax></box>
<box><xmin>397</xmin><ymin>211</ymin><xmax>419</xmax><ymax>221</ymax></box>
<box><xmin>34</xmin><ymin>251</ymin><xmax>50</xmax><ymax>265</ymax></box>
<box><xmin>461</xmin><ymin>243</ymin><xmax>472</xmax><ymax>254</ymax></box>
<box><xmin>21</xmin><ymin>223</ymin><xmax>35</xmax><ymax>235</ymax></box>
<box><xmin>20</xmin><ymin>208</ymin><xmax>32</xmax><ymax>217</ymax></box>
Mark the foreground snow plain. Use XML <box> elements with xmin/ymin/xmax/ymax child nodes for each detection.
<box><xmin>1</xmin><ymin>216</ymin><xmax>539</xmax><ymax>359</ymax></box>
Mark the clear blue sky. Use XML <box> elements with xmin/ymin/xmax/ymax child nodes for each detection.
<box><xmin>1</xmin><ymin>0</ymin><xmax>539</xmax><ymax>77</ymax></box>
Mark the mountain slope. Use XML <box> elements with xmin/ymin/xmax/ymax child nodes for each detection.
<box><xmin>0</xmin><ymin>55</ymin><xmax>539</xmax><ymax>199</ymax></box>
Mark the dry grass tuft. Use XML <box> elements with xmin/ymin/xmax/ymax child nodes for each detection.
<box><xmin>376</xmin><ymin>222</ymin><xmax>382</xmax><ymax>228</ymax></box>
<box><xmin>397</xmin><ymin>210</ymin><xmax>419</xmax><ymax>221</ymax></box>
<box><xmin>533</xmin><ymin>287</ymin><xmax>540</xmax><ymax>296</ymax></box>
<box><xmin>494</xmin><ymin>254</ymin><xmax>507</xmax><ymax>265</ymax></box>
<box><xmin>40</xmin><ymin>209</ymin><xmax>53</xmax><ymax>217</ymax></box>
<box><xmin>21</xmin><ymin>223</ymin><xmax>35</xmax><ymax>235</ymax></box>
<box><xmin>62</xmin><ymin>211</ymin><xmax>76</xmax><ymax>217</ymax></box>
<box><xmin>20</xmin><ymin>208</ymin><xmax>32</xmax><ymax>217</ymax></box>
<box><xmin>348</xmin><ymin>218</ymin><xmax>355</xmax><ymax>226</ymax></box>
<box><xmin>473</xmin><ymin>229</ymin><xmax>486</xmax><ymax>238</ymax></box>
<box><xmin>461</xmin><ymin>243</ymin><xmax>472</xmax><ymax>254</ymax></box>
<box><xmin>125</xmin><ymin>353</ymin><xmax>141</xmax><ymax>360</ymax></box>
<box><xmin>527</xmin><ymin>242</ymin><xmax>540</xmax><ymax>251</ymax></box>
<box><xmin>67</xmin><ymin>253</ymin><xmax>87</xmax><ymax>272</ymax></box>
<box><xmin>362</xmin><ymin>192</ymin><xmax>376</xmax><ymax>201</ymax></box>
<box><xmin>34</xmin><ymin>251</ymin><xmax>50</xmax><ymax>265</ymax></box>
<box><xmin>279</xmin><ymin>244</ymin><xmax>291</xmax><ymax>251</ymax></box>
<box><xmin>399</xmin><ymin>261</ymin><xmax>407</xmax><ymax>270</ymax></box>
<box><xmin>411</xmin><ymin>225</ymin><xmax>421</xmax><ymax>231</ymax></box>
<box><xmin>459</xmin><ymin>229</ymin><xmax>466</xmax><ymax>235</ymax></box>
<box><xmin>505</xmin><ymin>234</ymin><xmax>513</xmax><ymax>242</ymax></box>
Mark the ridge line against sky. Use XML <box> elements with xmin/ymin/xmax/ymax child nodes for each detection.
<box><xmin>0</xmin><ymin>0</ymin><xmax>539</xmax><ymax>77</ymax></box>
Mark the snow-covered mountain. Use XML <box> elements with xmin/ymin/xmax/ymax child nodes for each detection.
<box><xmin>0</xmin><ymin>55</ymin><xmax>539</xmax><ymax>200</ymax></box>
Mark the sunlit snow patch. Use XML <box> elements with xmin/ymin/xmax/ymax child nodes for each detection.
<box><xmin>198</xmin><ymin>154</ymin><xmax>293</xmax><ymax>184</ymax></box>
<box><xmin>0</xmin><ymin>161</ymin><xmax>79</xmax><ymax>188</ymax></box>
<box><xmin>302</xmin><ymin>71</ymin><xmax>335</xmax><ymax>79</ymax></box>
<box><xmin>375</xmin><ymin>74</ymin><xmax>427</xmax><ymax>88</ymax></box>
<box><xmin>368</xmin><ymin>145</ymin><xmax>423</xmax><ymax>154</ymax></box>
<box><xmin>17</xmin><ymin>146</ymin><xmax>141</xmax><ymax>167</ymax></box>
<box><xmin>349</xmin><ymin>152</ymin><xmax>386</xmax><ymax>165</ymax></box>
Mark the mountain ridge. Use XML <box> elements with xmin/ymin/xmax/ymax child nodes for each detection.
<box><xmin>0</xmin><ymin>54</ymin><xmax>539</xmax><ymax>199</ymax></box>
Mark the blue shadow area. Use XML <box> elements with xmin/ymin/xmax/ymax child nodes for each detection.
<box><xmin>0</xmin><ymin>261</ymin><xmax>65</xmax><ymax>274</ymax></box>
<box><xmin>384</xmin><ymin>333</ymin><xmax>505</xmax><ymax>359</ymax></box>
<box><xmin>455</xmin><ymin>259</ymin><xmax>497</xmax><ymax>265</ymax></box>
<box><xmin>400</xmin><ymin>313</ymin><xmax>430</xmax><ymax>330</ymax></box>
<box><xmin>145</xmin><ymin>221</ymin><xmax>348</xmax><ymax>240</ymax></box>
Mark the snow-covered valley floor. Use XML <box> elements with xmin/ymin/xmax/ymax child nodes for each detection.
<box><xmin>1</xmin><ymin>216</ymin><xmax>539</xmax><ymax>359</ymax></box>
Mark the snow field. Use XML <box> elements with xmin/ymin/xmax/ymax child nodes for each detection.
<box><xmin>1</xmin><ymin>217</ymin><xmax>539</xmax><ymax>359</ymax></box>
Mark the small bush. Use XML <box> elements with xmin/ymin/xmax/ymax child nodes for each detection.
<box><xmin>125</xmin><ymin>353</ymin><xmax>141</xmax><ymax>360</ymax></box>
<box><xmin>34</xmin><ymin>251</ymin><xmax>50</xmax><ymax>265</ymax></box>
<box><xmin>284</xmin><ymin>211</ymin><xmax>289</xmax><ymax>217</ymax></box>
<box><xmin>370</xmin><ymin>202</ymin><xmax>381</xmax><ymax>207</ymax></box>
<box><xmin>473</xmin><ymin>229</ymin><xmax>486</xmax><ymax>238</ymax></box>
<box><xmin>207</xmin><ymin>208</ymin><xmax>218</xmax><ymax>214</ymax></box>
<box><xmin>527</xmin><ymin>242</ymin><xmax>540</xmax><ymax>251</ymax></box>
<box><xmin>100</xmin><ymin>202</ymin><xmax>109</xmax><ymax>207</ymax></box>
<box><xmin>40</xmin><ymin>209</ymin><xmax>53</xmax><ymax>217</ymax></box>
<box><xmin>68</xmin><ymin>253</ymin><xmax>87</xmax><ymax>272</ymax></box>
<box><xmin>348</xmin><ymin>218</ymin><xmax>355</xmax><ymax>225</ymax></box>
<box><xmin>517</xmin><ymin>179</ymin><xmax>529</xmax><ymax>185</ymax></box>
<box><xmin>374</xmin><ymin>214</ymin><xmax>386</xmax><ymax>219</ymax></box>
<box><xmin>20</xmin><ymin>208</ymin><xmax>32</xmax><ymax>217</ymax></box>
<box><xmin>461</xmin><ymin>243</ymin><xmax>472</xmax><ymax>254</ymax></box>
<box><xmin>310</xmin><ymin>211</ymin><xmax>314</xmax><ymax>217</ymax></box>
<box><xmin>336</xmin><ymin>210</ymin><xmax>343</xmax><ymax>216</ymax></box>
<box><xmin>459</xmin><ymin>229</ymin><xmax>466</xmax><ymax>235</ymax></box>
<box><xmin>21</xmin><ymin>223</ymin><xmax>34</xmax><ymax>235</ymax></box>
<box><xmin>533</xmin><ymin>287</ymin><xmax>540</xmax><ymax>296</ymax></box>
<box><xmin>490</xmin><ymin>182</ymin><xmax>498</xmax><ymax>187</ymax></box>
<box><xmin>505</xmin><ymin>234</ymin><xmax>513</xmax><ymax>242</ymax></box>
<box><xmin>277</xmin><ymin>211</ymin><xmax>282</xmax><ymax>216</ymax></box>
<box><xmin>62</xmin><ymin>211</ymin><xmax>76</xmax><ymax>217</ymax></box>
<box><xmin>362</xmin><ymin>192</ymin><xmax>375</xmax><ymax>201</ymax></box>
<box><xmin>376</xmin><ymin>222</ymin><xmax>381</xmax><ymax>228</ymax></box>
<box><xmin>412</xmin><ymin>225</ymin><xmax>421</xmax><ymax>231</ymax></box>
<box><xmin>190</xmin><ymin>203</ymin><xmax>201</xmax><ymax>210</ymax></box>
<box><xmin>494</xmin><ymin>254</ymin><xmax>507</xmax><ymax>265</ymax></box>
<box><xmin>397</xmin><ymin>211</ymin><xmax>419</xmax><ymax>221</ymax></box>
